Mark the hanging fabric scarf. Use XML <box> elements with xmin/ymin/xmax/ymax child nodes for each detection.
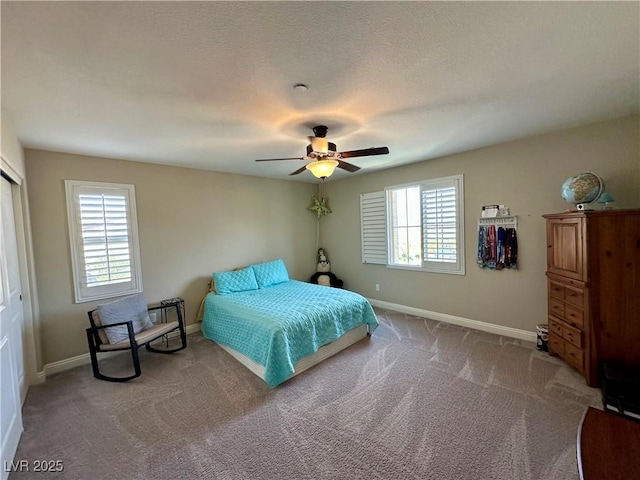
<box><xmin>485</xmin><ymin>225</ymin><xmax>497</xmax><ymax>269</ymax></box>
<box><xmin>505</xmin><ymin>228</ymin><xmax>518</xmax><ymax>268</ymax></box>
<box><xmin>496</xmin><ymin>226</ymin><xmax>506</xmax><ymax>270</ymax></box>
<box><xmin>477</xmin><ymin>226</ymin><xmax>487</xmax><ymax>267</ymax></box>
<box><xmin>478</xmin><ymin>224</ymin><xmax>517</xmax><ymax>269</ymax></box>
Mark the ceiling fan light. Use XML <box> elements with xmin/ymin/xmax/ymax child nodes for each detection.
<box><xmin>310</xmin><ymin>137</ymin><xmax>329</xmax><ymax>154</ymax></box>
<box><xmin>306</xmin><ymin>159</ymin><xmax>339</xmax><ymax>178</ymax></box>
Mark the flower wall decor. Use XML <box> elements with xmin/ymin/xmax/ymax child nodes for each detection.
<box><xmin>308</xmin><ymin>195</ymin><xmax>332</xmax><ymax>218</ymax></box>
<box><xmin>308</xmin><ymin>179</ymin><xmax>333</xmax><ymax>218</ymax></box>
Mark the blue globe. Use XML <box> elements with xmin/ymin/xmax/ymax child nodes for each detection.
<box><xmin>561</xmin><ymin>173</ymin><xmax>604</xmax><ymax>205</ymax></box>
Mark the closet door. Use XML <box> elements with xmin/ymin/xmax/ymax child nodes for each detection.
<box><xmin>0</xmin><ymin>175</ymin><xmax>24</xmax><ymax>479</ymax></box>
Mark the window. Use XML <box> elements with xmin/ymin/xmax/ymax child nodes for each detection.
<box><xmin>387</xmin><ymin>175</ymin><xmax>464</xmax><ymax>274</ymax></box>
<box><xmin>388</xmin><ymin>185</ymin><xmax>422</xmax><ymax>266</ymax></box>
<box><xmin>65</xmin><ymin>180</ymin><xmax>143</xmax><ymax>303</ymax></box>
<box><xmin>360</xmin><ymin>174</ymin><xmax>464</xmax><ymax>275</ymax></box>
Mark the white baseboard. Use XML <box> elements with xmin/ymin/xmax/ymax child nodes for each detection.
<box><xmin>34</xmin><ymin>370</ymin><xmax>47</xmax><ymax>385</ymax></box>
<box><xmin>367</xmin><ymin>299</ymin><xmax>537</xmax><ymax>343</ymax></box>
<box><xmin>36</xmin><ymin>308</ymin><xmax>535</xmax><ymax>381</ymax></box>
<box><xmin>37</xmin><ymin>323</ymin><xmax>201</xmax><ymax>380</ymax></box>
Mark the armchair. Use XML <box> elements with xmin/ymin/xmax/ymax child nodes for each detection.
<box><xmin>86</xmin><ymin>295</ymin><xmax>187</xmax><ymax>382</ymax></box>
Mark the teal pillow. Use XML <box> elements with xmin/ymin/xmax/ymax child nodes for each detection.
<box><xmin>253</xmin><ymin>259</ymin><xmax>289</xmax><ymax>288</ymax></box>
<box><xmin>213</xmin><ymin>266</ymin><xmax>259</xmax><ymax>295</ymax></box>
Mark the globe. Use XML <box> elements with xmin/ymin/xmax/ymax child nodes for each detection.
<box><xmin>561</xmin><ymin>172</ymin><xmax>605</xmax><ymax>205</ymax></box>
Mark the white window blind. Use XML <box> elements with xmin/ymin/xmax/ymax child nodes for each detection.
<box><xmin>360</xmin><ymin>191</ymin><xmax>387</xmax><ymax>264</ymax></box>
<box><xmin>65</xmin><ymin>180</ymin><xmax>143</xmax><ymax>303</ymax></box>
<box><xmin>413</xmin><ymin>174</ymin><xmax>464</xmax><ymax>274</ymax></box>
<box><xmin>361</xmin><ymin>175</ymin><xmax>464</xmax><ymax>275</ymax></box>
<box><xmin>423</xmin><ymin>182</ymin><xmax>458</xmax><ymax>264</ymax></box>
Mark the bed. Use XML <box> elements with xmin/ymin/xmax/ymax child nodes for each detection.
<box><xmin>201</xmin><ymin>259</ymin><xmax>378</xmax><ymax>387</ymax></box>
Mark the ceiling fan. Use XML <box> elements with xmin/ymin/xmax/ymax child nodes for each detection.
<box><xmin>255</xmin><ymin>125</ymin><xmax>390</xmax><ymax>178</ymax></box>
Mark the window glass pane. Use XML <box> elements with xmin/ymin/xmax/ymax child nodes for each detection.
<box><xmin>407</xmin><ymin>186</ymin><xmax>421</xmax><ymax>226</ymax></box>
<box><xmin>392</xmin><ymin>189</ymin><xmax>408</xmax><ymax>227</ymax></box>
<box><xmin>389</xmin><ymin>186</ymin><xmax>421</xmax><ymax>265</ymax></box>
<box><xmin>392</xmin><ymin>226</ymin><xmax>408</xmax><ymax>264</ymax></box>
<box><xmin>407</xmin><ymin>226</ymin><xmax>422</xmax><ymax>265</ymax></box>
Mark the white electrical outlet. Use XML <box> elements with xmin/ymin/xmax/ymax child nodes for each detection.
<box><xmin>375</xmin><ymin>284</ymin><xmax>380</xmax><ymax>292</ymax></box>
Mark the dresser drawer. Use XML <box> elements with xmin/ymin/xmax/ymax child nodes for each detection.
<box><xmin>564</xmin><ymin>285</ymin><xmax>584</xmax><ymax>308</ymax></box>
<box><xmin>548</xmin><ymin>317</ymin><xmax>564</xmax><ymax>336</ymax></box>
<box><xmin>549</xmin><ymin>281</ymin><xmax>565</xmax><ymax>300</ymax></box>
<box><xmin>564</xmin><ymin>342</ymin><xmax>584</xmax><ymax>371</ymax></box>
<box><xmin>564</xmin><ymin>304</ymin><xmax>584</xmax><ymax>328</ymax></box>
<box><xmin>563</xmin><ymin>323</ymin><xmax>583</xmax><ymax>348</ymax></box>
<box><xmin>548</xmin><ymin>333</ymin><xmax>565</xmax><ymax>357</ymax></box>
<box><xmin>549</xmin><ymin>298</ymin><xmax>565</xmax><ymax>318</ymax></box>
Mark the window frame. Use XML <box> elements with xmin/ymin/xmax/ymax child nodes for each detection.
<box><xmin>65</xmin><ymin>180</ymin><xmax>143</xmax><ymax>303</ymax></box>
<box><xmin>385</xmin><ymin>174</ymin><xmax>465</xmax><ymax>275</ymax></box>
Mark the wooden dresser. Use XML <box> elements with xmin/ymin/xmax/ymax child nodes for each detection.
<box><xmin>543</xmin><ymin>209</ymin><xmax>640</xmax><ymax>387</ymax></box>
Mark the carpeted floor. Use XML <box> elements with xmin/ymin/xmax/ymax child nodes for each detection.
<box><xmin>10</xmin><ymin>308</ymin><xmax>601</xmax><ymax>479</ymax></box>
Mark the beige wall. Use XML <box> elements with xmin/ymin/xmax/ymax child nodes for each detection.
<box><xmin>22</xmin><ymin>114</ymin><xmax>640</xmax><ymax>365</ymax></box>
<box><xmin>1</xmin><ymin>109</ymin><xmax>25</xmax><ymax>177</ymax></box>
<box><xmin>25</xmin><ymin>150</ymin><xmax>317</xmax><ymax>365</ymax></box>
<box><xmin>321</xmin><ymin>115</ymin><xmax>640</xmax><ymax>334</ymax></box>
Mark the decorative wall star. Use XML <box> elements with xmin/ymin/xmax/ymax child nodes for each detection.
<box><xmin>308</xmin><ymin>195</ymin><xmax>332</xmax><ymax>218</ymax></box>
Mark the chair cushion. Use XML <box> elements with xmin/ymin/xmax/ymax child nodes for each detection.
<box><xmin>97</xmin><ymin>294</ymin><xmax>154</xmax><ymax>344</ymax></box>
<box><xmin>99</xmin><ymin>321</ymin><xmax>179</xmax><ymax>351</ymax></box>
<box><xmin>252</xmin><ymin>259</ymin><xmax>289</xmax><ymax>288</ymax></box>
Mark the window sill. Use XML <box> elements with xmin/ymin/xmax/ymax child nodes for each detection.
<box><xmin>386</xmin><ymin>264</ymin><xmax>465</xmax><ymax>276</ymax></box>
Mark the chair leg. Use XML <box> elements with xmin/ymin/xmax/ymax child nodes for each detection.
<box><xmin>87</xmin><ymin>329</ymin><xmax>102</xmax><ymax>379</ymax></box>
<box><xmin>177</xmin><ymin>306</ymin><xmax>187</xmax><ymax>349</ymax></box>
<box><xmin>86</xmin><ymin>329</ymin><xmax>141</xmax><ymax>382</ymax></box>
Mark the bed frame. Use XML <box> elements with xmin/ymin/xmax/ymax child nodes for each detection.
<box><xmin>217</xmin><ymin>324</ymin><xmax>370</xmax><ymax>384</ymax></box>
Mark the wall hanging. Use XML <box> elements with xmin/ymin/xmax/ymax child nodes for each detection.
<box><xmin>477</xmin><ymin>215</ymin><xmax>518</xmax><ymax>270</ymax></box>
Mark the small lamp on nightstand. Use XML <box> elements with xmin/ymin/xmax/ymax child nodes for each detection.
<box><xmin>598</xmin><ymin>192</ymin><xmax>615</xmax><ymax>210</ymax></box>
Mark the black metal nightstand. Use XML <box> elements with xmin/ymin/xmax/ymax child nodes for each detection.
<box><xmin>154</xmin><ymin>297</ymin><xmax>186</xmax><ymax>347</ymax></box>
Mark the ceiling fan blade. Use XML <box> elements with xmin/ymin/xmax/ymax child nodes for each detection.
<box><xmin>339</xmin><ymin>146</ymin><xmax>389</xmax><ymax>159</ymax></box>
<box><xmin>289</xmin><ymin>165</ymin><xmax>308</xmax><ymax>176</ymax></box>
<box><xmin>255</xmin><ymin>157</ymin><xmax>305</xmax><ymax>162</ymax></box>
<box><xmin>337</xmin><ymin>160</ymin><xmax>361</xmax><ymax>173</ymax></box>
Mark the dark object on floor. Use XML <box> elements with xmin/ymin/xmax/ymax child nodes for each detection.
<box><xmin>86</xmin><ymin>296</ymin><xmax>187</xmax><ymax>382</ymax></box>
<box><xmin>536</xmin><ymin>324</ymin><xmax>548</xmax><ymax>352</ymax></box>
<box><xmin>600</xmin><ymin>361</ymin><xmax>640</xmax><ymax>420</ymax></box>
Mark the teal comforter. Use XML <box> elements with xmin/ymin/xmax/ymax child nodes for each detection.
<box><xmin>201</xmin><ymin>280</ymin><xmax>378</xmax><ymax>387</ymax></box>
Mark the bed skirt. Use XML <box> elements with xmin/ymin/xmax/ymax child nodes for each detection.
<box><xmin>216</xmin><ymin>323</ymin><xmax>370</xmax><ymax>384</ymax></box>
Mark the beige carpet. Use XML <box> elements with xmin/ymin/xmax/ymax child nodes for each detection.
<box><xmin>10</xmin><ymin>308</ymin><xmax>601</xmax><ymax>480</ymax></box>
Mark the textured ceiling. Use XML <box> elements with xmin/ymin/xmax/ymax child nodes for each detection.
<box><xmin>2</xmin><ymin>2</ymin><xmax>639</xmax><ymax>182</ymax></box>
